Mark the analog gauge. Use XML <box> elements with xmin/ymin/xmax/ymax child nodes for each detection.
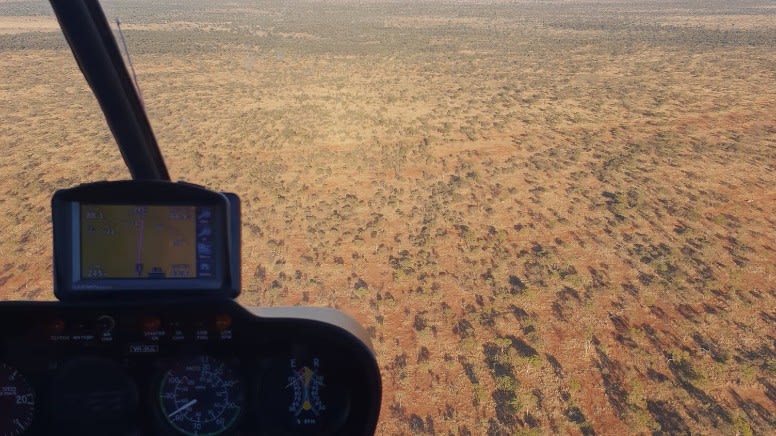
<box><xmin>287</xmin><ymin>358</ymin><xmax>327</xmax><ymax>422</ymax></box>
<box><xmin>49</xmin><ymin>357</ymin><xmax>138</xmax><ymax>435</ymax></box>
<box><xmin>158</xmin><ymin>356</ymin><xmax>243</xmax><ymax>436</ymax></box>
<box><xmin>0</xmin><ymin>362</ymin><xmax>35</xmax><ymax>436</ymax></box>
<box><xmin>257</xmin><ymin>355</ymin><xmax>350</xmax><ymax>435</ymax></box>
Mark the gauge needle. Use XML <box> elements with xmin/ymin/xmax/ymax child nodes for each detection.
<box><xmin>168</xmin><ymin>399</ymin><xmax>197</xmax><ymax>418</ymax></box>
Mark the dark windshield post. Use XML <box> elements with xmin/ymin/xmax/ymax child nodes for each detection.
<box><xmin>49</xmin><ymin>0</ymin><xmax>169</xmax><ymax>181</ymax></box>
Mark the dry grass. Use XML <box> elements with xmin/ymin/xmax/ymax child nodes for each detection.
<box><xmin>0</xmin><ymin>15</ymin><xmax>59</xmax><ymax>34</ymax></box>
<box><xmin>1</xmin><ymin>0</ymin><xmax>775</xmax><ymax>434</ymax></box>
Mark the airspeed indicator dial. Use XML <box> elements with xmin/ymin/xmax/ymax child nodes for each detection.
<box><xmin>158</xmin><ymin>356</ymin><xmax>243</xmax><ymax>436</ymax></box>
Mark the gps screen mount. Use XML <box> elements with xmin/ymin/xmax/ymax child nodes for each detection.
<box><xmin>52</xmin><ymin>180</ymin><xmax>240</xmax><ymax>301</ymax></box>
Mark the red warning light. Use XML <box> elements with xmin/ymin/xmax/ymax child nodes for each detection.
<box><xmin>141</xmin><ymin>316</ymin><xmax>162</xmax><ymax>332</ymax></box>
<box><xmin>47</xmin><ymin>319</ymin><xmax>66</xmax><ymax>335</ymax></box>
<box><xmin>214</xmin><ymin>314</ymin><xmax>232</xmax><ymax>331</ymax></box>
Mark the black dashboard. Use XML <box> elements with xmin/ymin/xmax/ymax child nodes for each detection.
<box><xmin>3</xmin><ymin>1</ymin><xmax>384</xmax><ymax>434</ymax></box>
<box><xmin>0</xmin><ymin>298</ymin><xmax>381</xmax><ymax>435</ymax></box>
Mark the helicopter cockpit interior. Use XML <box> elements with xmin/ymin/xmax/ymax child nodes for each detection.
<box><xmin>0</xmin><ymin>1</ymin><xmax>381</xmax><ymax>435</ymax></box>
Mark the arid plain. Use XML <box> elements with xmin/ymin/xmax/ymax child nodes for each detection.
<box><xmin>1</xmin><ymin>0</ymin><xmax>775</xmax><ymax>434</ymax></box>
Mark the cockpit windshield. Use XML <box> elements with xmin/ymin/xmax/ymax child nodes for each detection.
<box><xmin>1</xmin><ymin>0</ymin><xmax>774</xmax><ymax>434</ymax></box>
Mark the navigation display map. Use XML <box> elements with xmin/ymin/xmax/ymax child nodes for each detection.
<box><xmin>80</xmin><ymin>205</ymin><xmax>214</xmax><ymax>280</ymax></box>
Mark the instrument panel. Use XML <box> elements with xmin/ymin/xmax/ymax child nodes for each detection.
<box><xmin>0</xmin><ymin>299</ymin><xmax>381</xmax><ymax>435</ymax></box>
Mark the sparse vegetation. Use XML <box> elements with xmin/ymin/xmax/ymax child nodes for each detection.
<box><xmin>1</xmin><ymin>0</ymin><xmax>775</xmax><ymax>434</ymax></box>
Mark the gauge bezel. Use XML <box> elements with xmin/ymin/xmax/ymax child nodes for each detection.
<box><xmin>253</xmin><ymin>349</ymin><xmax>353</xmax><ymax>436</ymax></box>
<box><xmin>0</xmin><ymin>362</ymin><xmax>36</xmax><ymax>436</ymax></box>
<box><xmin>154</xmin><ymin>355</ymin><xmax>245</xmax><ymax>436</ymax></box>
<box><xmin>48</xmin><ymin>356</ymin><xmax>139</xmax><ymax>435</ymax></box>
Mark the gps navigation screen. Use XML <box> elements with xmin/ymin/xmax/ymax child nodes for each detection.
<box><xmin>80</xmin><ymin>205</ymin><xmax>214</xmax><ymax>280</ymax></box>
